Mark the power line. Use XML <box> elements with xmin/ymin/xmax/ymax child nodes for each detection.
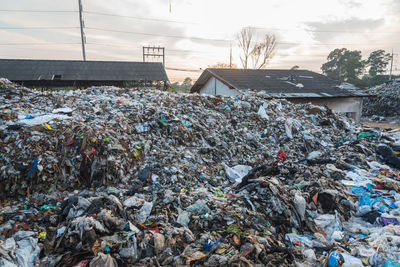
<box><xmin>0</xmin><ymin>9</ymin><xmax>195</xmax><ymax>25</ymax></box>
<box><xmin>0</xmin><ymin>39</ymin><xmax>390</xmax><ymax>54</ymax></box>
<box><xmin>86</xmin><ymin>42</ymin><xmax>201</xmax><ymax>53</ymax></box>
<box><xmin>0</xmin><ymin>26</ymin><xmax>79</xmax><ymax>30</ymax></box>
<box><xmin>86</xmin><ymin>27</ymin><xmax>230</xmax><ymax>43</ymax></box>
<box><xmin>83</xmin><ymin>11</ymin><xmax>196</xmax><ymax>25</ymax></box>
<box><xmin>87</xmin><ymin>42</ymin><xmax>216</xmax><ymax>53</ymax></box>
<box><xmin>165</xmin><ymin>67</ymin><xmax>202</xmax><ymax>72</ymax></box>
<box><xmin>252</xmin><ymin>26</ymin><xmax>400</xmax><ymax>35</ymax></box>
<box><xmin>0</xmin><ymin>42</ymin><xmax>80</xmax><ymax>46</ymax></box>
<box><xmin>0</xmin><ymin>8</ymin><xmax>397</xmax><ymax>67</ymax></box>
<box><xmin>87</xmin><ymin>42</ymin><xmax>328</xmax><ymax>57</ymax></box>
<box><xmin>86</xmin><ymin>27</ymin><xmax>400</xmax><ymax>47</ymax></box>
<box><xmin>0</xmin><ymin>9</ymin><xmax>398</xmax><ymax>35</ymax></box>
<box><xmin>277</xmin><ymin>54</ymin><xmax>327</xmax><ymax>57</ymax></box>
<box><xmin>0</xmin><ymin>9</ymin><xmax>76</xmax><ymax>13</ymax></box>
<box><xmin>81</xmin><ymin>10</ymin><xmax>400</xmax><ymax>36</ymax></box>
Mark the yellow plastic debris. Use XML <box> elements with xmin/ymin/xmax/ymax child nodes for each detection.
<box><xmin>45</xmin><ymin>123</ymin><xmax>52</xmax><ymax>130</ymax></box>
<box><xmin>38</xmin><ymin>232</ymin><xmax>47</xmax><ymax>239</ymax></box>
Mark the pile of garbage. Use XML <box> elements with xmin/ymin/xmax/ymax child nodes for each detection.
<box><xmin>2</xmin><ymin>78</ymin><xmax>400</xmax><ymax>266</ymax></box>
<box><xmin>363</xmin><ymin>80</ymin><xmax>400</xmax><ymax>120</ymax></box>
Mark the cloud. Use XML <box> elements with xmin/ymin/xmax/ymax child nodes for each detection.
<box><xmin>338</xmin><ymin>0</ymin><xmax>363</xmax><ymax>9</ymax></box>
<box><xmin>0</xmin><ymin>0</ymin><xmax>192</xmax><ymax>63</ymax></box>
<box><xmin>305</xmin><ymin>17</ymin><xmax>385</xmax><ymax>44</ymax></box>
<box><xmin>0</xmin><ymin>0</ymin><xmax>399</xmax><ymax>82</ymax></box>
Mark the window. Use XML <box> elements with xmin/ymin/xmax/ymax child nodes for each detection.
<box><xmin>52</xmin><ymin>74</ymin><xmax>62</xmax><ymax>80</ymax></box>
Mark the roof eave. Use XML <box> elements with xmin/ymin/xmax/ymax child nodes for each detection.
<box><xmin>190</xmin><ymin>68</ymin><xmax>238</xmax><ymax>93</ymax></box>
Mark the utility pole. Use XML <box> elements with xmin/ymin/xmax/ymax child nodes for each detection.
<box><xmin>389</xmin><ymin>49</ymin><xmax>394</xmax><ymax>80</ymax></box>
<box><xmin>78</xmin><ymin>0</ymin><xmax>86</xmax><ymax>61</ymax></box>
<box><xmin>229</xmin><ymin>43</ymin><xmax>232</xmax><ymax>69</ymax></box>
<box><xmin>143</xmin><ymin>46</ymin><xmax>165</xmax><ymax>66</ymax></box>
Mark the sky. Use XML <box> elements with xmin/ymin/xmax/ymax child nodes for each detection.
<box><xmin>0</xmin><ymin>0</ymin><xmax>399</xmax><ymax>82</ymax></box>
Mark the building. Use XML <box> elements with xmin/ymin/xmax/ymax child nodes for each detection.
<box><xmin>0</xmin><ymin>59</ymin><xmax>169</xmax><ymax>89</ymax></box>
<box><xmin>191</xmin><ymin>68</ymin><xmax>368</xmax><ymax>122</ymax></box>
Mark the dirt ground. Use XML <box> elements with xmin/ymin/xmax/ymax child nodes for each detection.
<box><xmin>361</xmin><ymin>120</ymin><xmax>400</xmax><ymax>130</ymax></box>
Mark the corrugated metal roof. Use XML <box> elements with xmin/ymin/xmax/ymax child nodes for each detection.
<box><xmin>191</xmin><ymin>68</ymin><xmax>368</xmax><ymax>97</ymax></box>
<box><xmin>0</xmin><ymin>59</ymin><xmax>169</xmax><ymax>82</ymax></box>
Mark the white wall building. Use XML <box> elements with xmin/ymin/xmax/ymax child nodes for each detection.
<box><xmin>191</xmin><ymin>68</ymin><xmax>368</xmax><ymax>122</ymax></box>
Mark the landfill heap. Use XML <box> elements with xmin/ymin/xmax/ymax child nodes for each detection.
<box><xmin>362</xmin><ymin>80</ymin><xmax>400</xmax><ymax>120</ymax></box>
<box><xmin>1</xmin><ymin>78</ymin><xmax>400</xmax><ymax>266</ymax></box>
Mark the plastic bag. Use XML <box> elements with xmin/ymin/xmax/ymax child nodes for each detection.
<box><xmin>324</xmin><ymin>211</ymin><xmax>342</xmax><ymax>241</ymax></box>
<box><xmin>224</xmin><ymin>164</ymin><xmax>252</xmax><ymax>183</ymax></box>
<box><xmin>342</xmin><ymin>253</ymin><xmax>363</xmax><ymax>267</ymax></box>
<box><xmin>307</xmin><ymin>151</ymin><xmax>322</xmax><ymax>160</ymax></box>
<box><xmin>257</xmin><ymin>104</ymin><xmax>269</xmax><ymax>120</ymax></box>
<box><xmin>294</xmin><ymin>193</ymin><xmax>306</xmax><ymax>221</ymax></box>
<box><xmin>327</xmin><ymin>251</ymin><xmax>344</xmax><ymax>267</ymax></box>
<box><xmin>176</xmin><ymin>211</ymin><xmax>190</xmax><ymax>227</ymax></box>
<box><xmin>384</xmin><ymin>259</ymin><xmax>400</xmax><ymax>267</ymax></box>
<box><xmin>89</xmin><ymin>253</ymin><xmax>118</xmax><ymax>267</ymax></box>
<box><xmin>285</xmin><ymin>233</ymin><xmax>313</xmax><ymax>247</ymax></box>
<box><xmin>186</xmin><ymin>200</ymin><xmax>210</xmax><ymax>216</ymax></box>
<box><xmin>136</xmin><ymin>202</ymin><xmax>153</xmax><ymax>223</ymax></box>
<box><xmin>14</xmin><ymin>237</ymin><xmax>40</xmax><ymax>267</ymax></box>
<box><xmin>285</xmin><ymin>118</ymin><xmax>301</xmax><ymax>139</ymax></box>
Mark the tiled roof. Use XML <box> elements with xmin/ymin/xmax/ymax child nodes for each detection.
<box><xmin>191</xmin><ymin>68</ymin><xmax>367</xmax><ymax>97</ymax></box>
<box><xmin>0</xmin><ymin>59</ymin><xmax>169</xmax><ymax>82</ymax></box>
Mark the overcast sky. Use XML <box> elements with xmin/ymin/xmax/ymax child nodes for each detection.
<box><xmin>0</xmin><ymin>0</ymin><xmax>399</xmax><ymax>82</ymax></box>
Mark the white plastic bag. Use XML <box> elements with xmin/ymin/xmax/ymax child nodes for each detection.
<box><xmin>257</xmin><ymin>104</ymin><xmax>269</xmax><ymax>120</ymax></box>
<box><xmin>225</xmin><ymin>165</ymin><xmax>252</xmax><ymax>183</ymax></box>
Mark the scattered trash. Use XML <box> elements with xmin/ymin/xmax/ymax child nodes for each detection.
<box><xmin>363</xmin><ymin>80</ymin><xmax>400</xmax><ymax>119</ymax></box>
<box><xmin>1</xmin><ymin>79</ymin><xmax>400</xmax><ymax>266</ymax></box>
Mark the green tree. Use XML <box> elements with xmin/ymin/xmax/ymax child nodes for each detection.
<box><xmin>321</xmin><ymin>48</ymin><xmax>364</xmax><ymax>82</ymax></box>
<box><xmin>175</xmin><ymin>77</ymin><xmax>193</xmax><ymax>92</ymax></box>
<box><xmin>182</xmin><ymin>77</ymin><xmax>192</xmax><ymax>87</ymax></box>
<box><xmin>168</xmin><ymin>82</ymin><xmax>181</xmax><ymax>92</ymax></box>
<box><xmin>367</xmin><ymin>50</ymin><xmax>391</xmax><ymax>77</ymax></box>
<box><xmin>290</xmin><ymin>65</ymin><xmax>300</xmax><ymax>70</ymax></box>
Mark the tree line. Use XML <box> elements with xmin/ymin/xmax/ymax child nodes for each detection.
<box><xmin>321</xmin><ymin>48</ymin><xmax>395</xmax><ymax>88</ymax></box>
<box><xmin>178</xmin><ymin>27</ymin><xmax>396</xmax><ymax>90</ymax></box>
<box><xmin>210</xmin><ymin>27</ymin><xmax>397</xmax><ymax>88</ymax></box>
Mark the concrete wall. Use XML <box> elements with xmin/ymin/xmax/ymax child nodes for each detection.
<box><xmin>199</xmin><ymin>77</ymin><xmax>239</xmax><ymax>96</ymax></box>
<box><xmin>290</xmin><ymin>97</ymin><xmax>364</xmax><ymax>122</ymax></box>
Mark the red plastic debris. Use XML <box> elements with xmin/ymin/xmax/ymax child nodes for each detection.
<box><xmin>277</xmin><ymin>149</ymin><xmax>287</xmax><ymax>162</ymax></box>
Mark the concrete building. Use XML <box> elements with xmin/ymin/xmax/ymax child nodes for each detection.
<box><xmin>0</xmin><ymin>59</ymin><xmax>169</xmax><ymax>89</ymax></box>
<box><xmin>191</xmin><ymin>68</ymin><xmax>368</xmax><ymax>122</ymax></box>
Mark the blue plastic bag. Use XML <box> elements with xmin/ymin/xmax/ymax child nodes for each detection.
<box><xmin>384</xmin><ymin>259</ymin><xmax>400</xmax><ymax>267</ymax></box>
<box><xmin>328</xmin><ymin>251</ymin><xmax>344</xmax><ymax>267</ymax></box>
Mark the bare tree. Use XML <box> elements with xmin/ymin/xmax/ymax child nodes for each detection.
<box><xmin>237</xmin><ymin>27</ymin><xmax>276</xmax><ymax>69</ymax></box>
<box><xmin>250</xmin><ymin>35</ymin><xmax>276</xmax><ymax>69</ymax></box>
<box><xmin>237</xmin><ymin>27</ymin><xmax>253</xmax><ymax>69</ymax></box>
